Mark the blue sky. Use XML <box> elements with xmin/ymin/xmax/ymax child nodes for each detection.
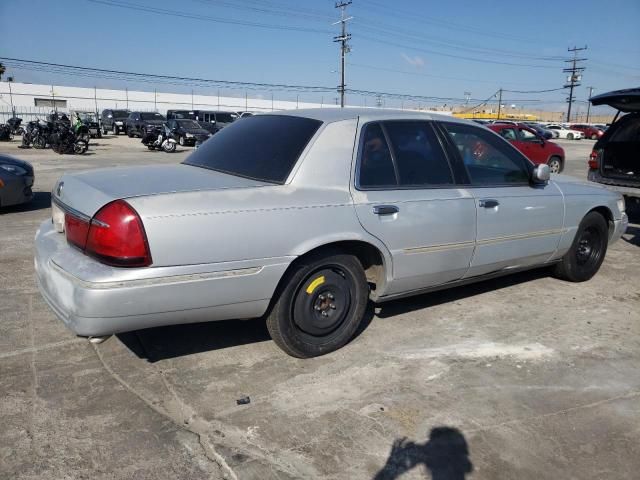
<box><xmin>1</xmin><ymin>0</ymin><xmax>639</xmax><ymax>112</ymax></box>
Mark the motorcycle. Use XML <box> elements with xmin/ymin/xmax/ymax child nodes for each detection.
<box><xmin>72</xmin><ymin>114</ymin><xmax>91</xmax><ymax>143</ymax></box>
<box><xmin>50</xmin><ymin>123</ymin><xmax>88</xmax><ymax>155</ymax></box>
<box><xmin>0</xmin><ymin>124</ymin><xmax>12</xmax><ymax>141</ymax></box>
<box><xmin>7</xmin><ymin>117</ymin><xmax>24</xmax><ymax>136</ymax></box>
<box><xmin>28</xmin><ymin>119</ymin><xmax>54</xmax><ymax>149</ymax></box>
<box><xmin>141</xmin><ymin>124</ymin><xmax>177</xmax><ymax>153</ymax></box>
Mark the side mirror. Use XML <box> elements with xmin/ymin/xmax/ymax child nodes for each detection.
<box><xmin>532</xmin><ymin>164</ymin><xmax>550</xmax><ymax>183</ymax></box>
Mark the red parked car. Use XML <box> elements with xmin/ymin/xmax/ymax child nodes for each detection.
<box><xmin>570</xmin><ymin>124</ymin><xmax>604</xmax><ymax>140</ymax></box>
<box><xmin>488</xmin><ymin>124</ymin><xmax>565</xmax><ymax>173</ymax></box>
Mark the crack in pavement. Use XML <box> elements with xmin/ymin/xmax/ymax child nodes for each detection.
<box><xmin>91</xmin><ymin>343</ymin><xmax>237</xmax><ymax>480</ymax></box>
<box><xmin>465</xmin><ymin>389</ymin><xmax>640</xmax><ymax>434</ymax></box>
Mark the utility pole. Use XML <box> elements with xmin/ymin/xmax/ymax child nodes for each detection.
<box><xmin>564</xmin><ymin>46</ymin><xmax>587</xmax><ymax>123</ymax></box>
<box><xmin>333</xmin><ymin>1</ymin><xmax>352</xmax><ymax>108</ymax></box>
<box><xmin>586</xmin><ymin>86</ymin><xmax>594</xmax><ymax>123</ymax></box>
<box><xmin>497</xmin><ymin>88</ymin><xmax>503</xmax><ymax>120</ymax></box>
<box><xmin>464</xmin><ymin>91</ymin><xmax>471</xmax><ymax>106</ymax></box>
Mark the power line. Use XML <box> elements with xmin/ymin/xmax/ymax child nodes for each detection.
<box><xmin>0</xmin><ymin>57</ymin><xmax>336</xmax><ymax>92</ymax></box>
<box><xmin>354</xmin><ymin>32</ymin><xmax>559</xmax><ymax>69</ymax></box>
<box><xmin>85</xmin><ymin>0</ymin><xmax>332</xmax><ymax>34</ymax></box>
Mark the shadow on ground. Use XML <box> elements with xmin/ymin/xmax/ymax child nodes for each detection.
<box><xmin>376</xmin><ymin>267</ymin><xmax>549</xmax><ymax>319</ymax></box>
<box><xmin>374</xmin><ymin>427</ymin><xmax>472</xmax><ymax>480</ymax></box>
<box><xmin>1</xmin><ymin>191</ymin><xmax>51</xmax><ymax>214</ymax></box>
<box><xmin>118</xmin><ymin>317</ymin><xmax>272</xmax><ymax>362</ymax></box>
<box><xmin>119</xmin><ymin>268</ymin><xmax>547</xmax><ymax>362</ymax></box>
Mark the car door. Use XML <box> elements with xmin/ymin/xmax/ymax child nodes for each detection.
<box><xmin>440</xmin><ymin>122</ymin><xmax>564</xmax><ymax>277</ymax></box>
<box><xmin>350</xmin><ymin>120</ymin><xmax>476</xmax><ymax>295</ymax></box>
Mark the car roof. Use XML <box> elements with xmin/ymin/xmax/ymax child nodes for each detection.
<box><xmin>272</xmin><ymin>108</ymin><xmax>470</xmax><ymax>125</ymax></box>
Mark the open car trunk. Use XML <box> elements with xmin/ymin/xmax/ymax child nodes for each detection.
<box><xmin>599</xmin><ymin>113</ymin><xmax>640</xmax><ymax>185</ymax></box>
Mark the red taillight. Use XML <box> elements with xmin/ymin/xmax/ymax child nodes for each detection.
<box><xmin>84</xmin><ymin>200</ymin><xmax>152</xmax><ymax>267</ymax></box>
<box><xmin>65</xmin><ymin>213</ymin><xmax>90</xmax><ymax>249</ymax></box>
<box><xmin>588</xmin><ymin>149</ymin><xmax>601</xmax><ymax>170</ymax></box>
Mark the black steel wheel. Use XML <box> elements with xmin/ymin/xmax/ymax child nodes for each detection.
<box><xmin>266</xmin><ymin>250</ymin><xmax>369</xmax><ymax>358</ymax></box>
<box><xmin>553</xmin><ymin>211</ymin><xmax>608</xmax><ymax>282</ymax></box>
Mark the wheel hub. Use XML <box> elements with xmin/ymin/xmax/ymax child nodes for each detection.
<box><xmin>293</xmin><ymin>269</ymin><xmax>352</xmax><ymax>337</ymax></box>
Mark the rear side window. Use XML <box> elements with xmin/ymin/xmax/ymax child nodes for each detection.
<box><xmin>357</xmin><ymin>121</ymin><xmax>453</xmax><ymax>189</ymax></box>
<box><xmin>183</xmin><ymin>115</ymin><xmax>322</xmax><ymax>184</ymax></box>
<box><xmin>359</xmin><ymin>123</ymin><xmax>397</xmax><ymax>188</ymax></box>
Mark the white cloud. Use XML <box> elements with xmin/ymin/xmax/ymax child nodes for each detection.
<box><xmin>400</xmin><ymin>53</ymin><xmax>425</xmax><ymax>68</ymax></box>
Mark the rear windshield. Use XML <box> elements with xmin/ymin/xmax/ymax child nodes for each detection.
<box><xmin>216</xmin><ymin>113</ymin><xmax>237</xmax><ymax>123</ymax></box>
<box><xmin>183</xmin><ymin>115</ymin><xmax>322</xmax><ymax>184</ymax></box>
<box><xmin>141</xmin><ymin>112</ymin><xmax>165</xmax><ymax>120</ymax></box>
<box><xmin>113</xmin><ymin>110</ymin><xmax>129</xmax><ymax>117</ymax></box>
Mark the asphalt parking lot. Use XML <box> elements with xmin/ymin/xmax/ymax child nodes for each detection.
<box><xmin>1</xmin><ymin>135</ymin><xmax>639</xmax><ymax>480</ymax></box>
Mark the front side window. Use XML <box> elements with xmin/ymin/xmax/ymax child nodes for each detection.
<box><xmin>443</xmin><ymin>123</ymin><xmax>530</xmax><ymax>185</ymax></box>
<box><xmin>183</xmin><ymin>115</ymin><xmax>321</xmax><ymax>184</ymax></box>
<box><xmin>519</xmin><ymin>128</ymin><xmax>538</xmax><ymax>142</ymax></box>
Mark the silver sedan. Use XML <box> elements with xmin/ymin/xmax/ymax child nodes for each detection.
<box><xmin>35</xmin><ymin>109</ymin><xmax>628</xmax><ymax>357</ymax></box>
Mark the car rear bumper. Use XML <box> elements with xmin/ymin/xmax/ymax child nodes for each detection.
<box><xmin>34</xmin><ymin>220</ymin><xmax>291</xmax><ymax>337</ymax></box>
<box><xmin>588</xmin><ymin>170</ymin><xmax>640</xmax><ymax>198</ymax></box>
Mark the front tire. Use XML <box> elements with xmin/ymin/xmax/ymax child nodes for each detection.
<box><xmin>266</xmin><ymin>251</ymin><xmax>369</xmax><ymax>358</ymax></box>
<box><xmin>591</xmin><ymin>133</ymin><xmax>598</xmax><ymax>140</ymax></box>
<box><xmin>567</xmin><ymin>133</ymin><xmax>574</xmax><ymax>140</ymax></box>
<box><xmin>162</xmin><ymin>141</ymin><xmax>176</xmax><ymax>153</ymax></box>
<box><xmin>553</xmin><ymin>211</ymin><xmax>608</xmax><ymax>282</ymax></box>
<box><xmin>547</xmin><ymin>156</ymin><xmax>562</xmax><ymax>174</ymax></box>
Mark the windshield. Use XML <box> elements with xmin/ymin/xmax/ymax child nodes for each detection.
<box><xmin>141</xmin><ymin>112</ymin><xmax>165</xmax><ymax>121</ymax></box>
<box><xmin>176</xmin><ymin>120</ymin><xmax>202</xmax><ymax>129</ymax></box>
<box><xmin>113</xmin><ymin>110</ymin><xmax>129</xmax><ymax>117</ymax></box>
<box><xmin>183</xmin><ymin>115</ymin><xmax>321</xmax><ymax>184</ymax></box>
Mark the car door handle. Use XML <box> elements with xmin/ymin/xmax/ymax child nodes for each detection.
<box><xmin>372</xmin><ymin>205</ymin><xmax>399</xmax><ymax>215</ymax></box>
<box><xmin>479</xmin><ymin>199</ymin><xmax>499</xmax><ymax>208</ymax></box>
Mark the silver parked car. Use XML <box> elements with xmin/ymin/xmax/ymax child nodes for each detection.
<box><xmin>35</xmin><ymin>109</ymin><xmax>628</xmax><ymax>357</ymax></box>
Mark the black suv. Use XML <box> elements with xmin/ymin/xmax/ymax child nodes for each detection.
<box><xmin>166</xmin><ymin>110</ymin><xmax>237</xmax><ymax>134</ymax></box>
<box><xmin>101</xmin><ymin>109</ymin><xmax>130</xmax><ymax>135</ymax></box>
<box><xmin>588</xmin><ymin>88</ymin><xmax>640</xmax><ymax>201</ymax></box>
<box><xmin>125</xmin><ymin>112</ymin><xmax>167</xmax><ymax>138</ymax></box>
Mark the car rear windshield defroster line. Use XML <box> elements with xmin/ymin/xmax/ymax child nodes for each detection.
<box><xmin>183</xmin><ymin>115</ymin><xmax>322</xmax><ymax>184</ymax></box>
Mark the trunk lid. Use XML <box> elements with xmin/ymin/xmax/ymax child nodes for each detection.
<box><xmin>54</xmin><ymin>164</ymin><xmax>269</xmax><ymax>217</ymax></box>
<box><xmin>590</xmin><ymin>88</ymin><xmax>640</xmax><ymax>112</ymax></box>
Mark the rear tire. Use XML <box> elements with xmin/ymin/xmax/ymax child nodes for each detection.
<box><xmin>591</xmin><ymin>133</ymin><xmax>598</xmax><ymax>140</ymax></box>
<box><xmin>266</xmin><ymin>251</ymin><xmax>369</xmax><ymax>358</ymax></box>
<box><xmin>553</xmin><ymin>211</ymin><xmax>608</xmax><ymax>282</ymax></box>
<box><xmin>567</xmin><ymin>133</ymin><xmax>574</xmax><ymax>140</ymax></box>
